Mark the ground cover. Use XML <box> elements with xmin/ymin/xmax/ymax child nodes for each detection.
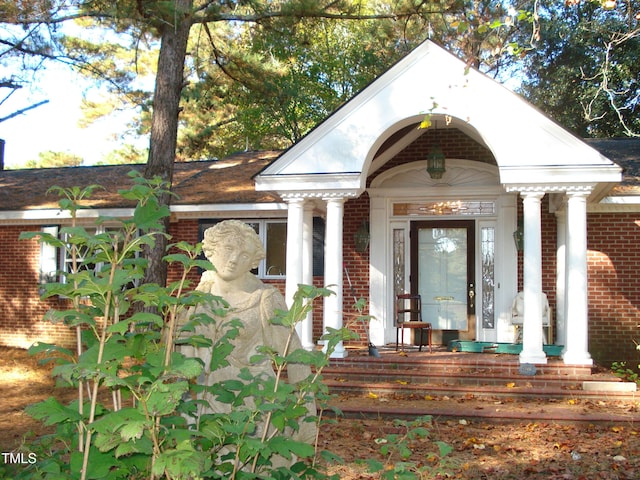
<box><xmin>1</xmin><ymin>346</ymin><xmax>639</xmax><ymax>479</ymax></box>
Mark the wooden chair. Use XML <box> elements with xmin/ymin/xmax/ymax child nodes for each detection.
<box><xmin>395</xmin><ymin>293</ymin><xmax>432</xmax><ymax>352</ymax></box>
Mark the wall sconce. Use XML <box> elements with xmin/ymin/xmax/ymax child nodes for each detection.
<box><xmin>354</xmin><ymin>220</ymin><xmax>370</xmax><ymax>253</ymax></box>
<box><xmin>513</xmin><ymin>223</ymin><xmax>524</xmax><ymax>251</ymax></box>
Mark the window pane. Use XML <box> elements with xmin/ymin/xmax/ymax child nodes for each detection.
<box><xmin>481</xmin><ymin>227</ymin><xmax>495</xmax><ymax>329</ymax></box>
<box><xmin>266</xmin><ymin>222</ymin><xmax>287</xmax><ymax>276</ymax></box>
<box><xmin>393</xmin><ymin>228</ymin><xmax>405</xmax><ymax>296</ymax></box>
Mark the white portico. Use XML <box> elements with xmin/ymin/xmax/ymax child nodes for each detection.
<box><xmin>255</xmin><ymin>40</ymin><xmax>621</xmax><ymax>365</ymax></box>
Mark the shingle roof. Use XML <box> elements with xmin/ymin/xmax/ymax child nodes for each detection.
<box><xmin>0</xmin><ymin>140</ymin><xmax>639</xmax><ymax>212</ymax></box>
<box><xmin>584</xmin><ymin>138</ymin><xmax>640</xmax><ymax>195</ymax></box>
<box><xmin>0</xmin><ymin>151</ymin><xmax>282</xmax><ymax>211</ymax></box>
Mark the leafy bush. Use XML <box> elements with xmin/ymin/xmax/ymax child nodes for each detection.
<box><xmin>11</xmin><ymin>173</ymin><xmax>346</xmax><ymax>479</ymax></box>
<box><xmin>7</xmin><ymin>172</ymin><xmax>451</xmax><ymax>479</ymax></box>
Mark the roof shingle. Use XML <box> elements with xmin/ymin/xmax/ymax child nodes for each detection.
<box><xmin>0</xmin><ymin>151</ymin><xmax>281</xmax><ymax>211</ymax></box>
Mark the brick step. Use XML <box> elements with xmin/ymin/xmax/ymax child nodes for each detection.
<box><xmin>322</xmin><ymin>366</ymin><xmax>595</xmax><ymax>389</ymax></box>
<box><xmin>319</xmin><ymin>349</ymin><xmax>637</xmax><ymax>402</ymax></box>
<box><xmin>327</xmin><ymin>355</ymin><xmax>593</xmax><ymax>377</ymax></box>
<box><xmin>323</xmin><ymin>378</ymin><xmax>639</xmax><ymax>402</ymax></box>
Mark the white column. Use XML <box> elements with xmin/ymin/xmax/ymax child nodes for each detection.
<box><xmin>519</xmin><ymin>192</ymin><xmax>548</xmax><ymax>365</ymax></box>
<box><xmin>563</xmin><ymin>192</ymin><xmax>593</xmax><ymax>365</ymax></box>
<box><xmin>299</xmin><ymin>203</ymin><xmax>315</xmax><ymax>350</ymax></box>
<box><xmin>285</xmin><ymin>198</ymin><xmax>305</xmax><ymax>308</ymax></box>
<box><xmin>323</xmin><ymin>197</ymin><xmax>347</xmax><ymax>358</ymax></box>
<box><xmin>555</xmin><ymin>210</ymin><xmax>567</xmax><ymax>348</ymax></box>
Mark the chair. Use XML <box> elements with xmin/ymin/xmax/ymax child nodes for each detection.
<box><xmin>395</xmin><ymin>294</ymin><xmax>432</xmax><ymax>352</ymax></box>
<box><xmin>511</xmin><ymin>291</ymin><xmax>553</xmax><ymax>344</ymax></box>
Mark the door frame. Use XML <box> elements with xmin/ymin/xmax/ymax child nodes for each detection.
<box><xmin>410</xmin><ymin>220</ymin><xmax>476</xmax><ymax>339</ymax></box>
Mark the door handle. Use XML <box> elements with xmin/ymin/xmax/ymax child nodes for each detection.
<box><xmin>468</xmin><ymin>284</ymin><xmax>475</xmax><ymax>309</ymax></box>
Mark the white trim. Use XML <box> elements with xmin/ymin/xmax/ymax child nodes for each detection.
<box><xmin>590</xmin><ymin>196</ymin><xmax>640</xmax><ymax>212</ymax></box>
<box><xmin>0</xmin><ymin>208</ymin><xmax>136</xmax><ymax>224</ymax></box>
<box><xmin>170</xmin><ymin>203</ymin><xmax>286</xmax><ymax>213</ymax></box>
<box><xmin>255</xmin><ymin>172</ymin><xmax>363</xmax><ymax>194</ymax></box>
<box><xmin>0</xmin><ymin>203</ymin><xmax>289</xmax><ymax>224</ymax></box>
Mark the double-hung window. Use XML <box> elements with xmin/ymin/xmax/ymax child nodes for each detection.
<box><xmin>199</xmin><ymin>219</ymin><xmax>287</xmax><ymax>279</ymax></box>
<box><xmin>198</xmin><ymin>218</ymin><xmax>325</xmax><ymax>279</ymax></box>
<box><xmin>38</xmin><ymin>225</ymin><xmax>128</xmax><ymax>287</ymax></box>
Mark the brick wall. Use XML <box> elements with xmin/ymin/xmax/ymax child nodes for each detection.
<box><xmin>0</xmin><ymin>225</ymin><xmax>75</xmax><ymax>348</ymax></box>
<box><xmin>343</xmin><ymin>194</ymin><xmax>371</xmax><ymax>345</ymax></box>
<box><xmin>368</xmin><ymin>129</ymin><xmax>496</xmax><ymax>186</ymax></box>
<box><xmin>587</xmin><ymin>213</ymin><xmax>640</xmax><ymax>367</ymax></box>
<box><xmin>4</xmin><ymin>202</ymin><xmax>640</xmax><ymax>367</ymax></box>
<box><xmin>167</xmin><ymin>219</ymin><xmax>202</xmax><ymax>288</ymax></box>
<box><xmin>521</xmin><ymin>200</ymin><xmax>640</xmax><ymax>367</ymax></box>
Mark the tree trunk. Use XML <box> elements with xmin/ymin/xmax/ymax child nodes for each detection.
<box><xmin>142</xmin><ymin>0</ymin><xmax>193</xmax><ymax>287</ymax></box>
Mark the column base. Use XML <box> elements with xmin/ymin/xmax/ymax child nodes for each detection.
<box><xmin>322</xmin><ymin>342</ymin><xmax>349</xmax><ymax>358</ymax></box>
<box><xmin>519</xmin><ymin>350</ymin><xmax>548</xmax><ymax>365</ymax></box>
<box><xmin>329</xmin><ymin>348</ymin><xmax>348</xmax><ymax>359</ymax></box>
<box><xmin>562</xmin><ymin>350</ymin><xmax>593</xmax><ymax>366</ymax></box>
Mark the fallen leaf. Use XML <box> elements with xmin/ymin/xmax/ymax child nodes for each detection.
<box><xmin>506</xmin><ymin>382</ymin><xmax>516</xmax><ymax>388</ymax></box>
<box><xmin>396</xmin><ymin>379</ymin><xmax>409</xmax><ymax>385</ymax></box>
<box><xmin>367</xmin><ymin>391</ymin><xmax>378</xmax><ymax>399</ymax></box>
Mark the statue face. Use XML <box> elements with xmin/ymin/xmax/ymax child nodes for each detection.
<box><xmin>211</xmin><ymin>238</ymin><xmax>255</xmax><ymax>281</ymax></box>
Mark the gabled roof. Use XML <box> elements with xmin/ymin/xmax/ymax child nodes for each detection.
<box><xmin>0</xmin><ymin>151</ymin><xmax>281</xmax><ymax>212</ymax></box>
<box><xmin>256</xmin><ymin>40</ymin><xmax>621</xmax><ymax>197</ymax></box>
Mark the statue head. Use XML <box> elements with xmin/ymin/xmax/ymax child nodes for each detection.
<box><xmin>202</xmin><ymin>220</ymin><xmax>266</xmax><ymax>273</ymax></box>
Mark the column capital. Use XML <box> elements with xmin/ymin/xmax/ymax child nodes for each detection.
<box><xmin>284</xmin><ymin>197</ymin><xmax>306</xmax><ymax>205</ymax></box>
<box><xmin>323</xmin><ymin>195</ymin><xmax>347</xmax><ymax>204</ymax></box>
<box><xmin>566</xmin><ymin>190</ymin><xmax>591</xmax><ymax>200</ymax></box>
<box><xmin>520</xmin><ymin>191</ymin><xmax>546</xmax><ymax>200</ymax></box>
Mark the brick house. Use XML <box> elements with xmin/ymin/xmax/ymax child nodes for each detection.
<box><xmin>1</xmin><ymin>41</ymin><xmax>639</xmax><ymax>368</ymax></box>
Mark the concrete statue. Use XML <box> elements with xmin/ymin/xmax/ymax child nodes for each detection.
<box><xmin>178</xmin><ymin>220</ymin><xmax>316</xmax><ymax>466</ymax></box>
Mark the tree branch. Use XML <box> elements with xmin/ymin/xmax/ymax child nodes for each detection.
<box><xmin>0</xmin><ymin>99</ymin><xmax>49</xmax><ymax>123</ymax></box>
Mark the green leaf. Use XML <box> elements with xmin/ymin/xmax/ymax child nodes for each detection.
<box><xmin>133</xmin><ymin>201</ymin><xmax>171</xmax><ymax>230</ymax></box>
<box><xmin>152</xmin><ymin>442</ymin><xmax>213</xmax><ymax>478</ymax></box>
<box><xmin>115</xmin><ymin>437</ymin><xmax>154</xmax><ymax>458</ymax></box>
<box><xmin>436</xmin><ymin>440</ymin><xmax>453</xmax><ymax>457</ymax></box>
<box><xmin>167</xmin><ymin>356</ymin><xmax>203</xmax><ymax>379</ymax></box>
<box><xmin>107</xmin><ymin>312</ymin><xmax>163</xmax><ymax>333</ymax></box>
<box><xmin>70</xmin><ymin>448</ymin><xmax>119</xmax><ymax>479</ymax></box>
<box><xmin>94</xmin><ymin>430</ymin><xmax>121</xmax><ymax>453</ymax></box>
<box><xmin>120</xmin><ymin>421</ymin><xmax>148</xmax><ymax>441</ymax></box>
<box><xmin>269</xmin><ymin>436</ymin><xmax>315</xmax><ymax>459</ymax></box>
<box><xmin>145</xmin><ymin>380</ymin><xmax>189</xmax><ymax>416</ymax></box>
<box><xmin>365</xmin><ymin>458</ymin><xmax>385</xmax><ymax>473</ymax></box>
<box><xmin>26</xmin><ymin>397</ymin><xmax>83</xmax><ymax>426</ymax></box>
<box><xmin>28</xmin><ymin>342</ymin><xmax>74</xmax><ymax>362</ymax></box>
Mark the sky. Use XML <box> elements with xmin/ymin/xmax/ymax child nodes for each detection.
<box><xmin>1</xmin><ymin>63</ymin><xmax>143</xmax><ymax>169</ymax></box>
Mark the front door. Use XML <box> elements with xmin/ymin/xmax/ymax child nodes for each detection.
<box><xmin>410</xmin><ymin>221</ymin><xmax>476</xmax><ymax>342</ymax></box>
